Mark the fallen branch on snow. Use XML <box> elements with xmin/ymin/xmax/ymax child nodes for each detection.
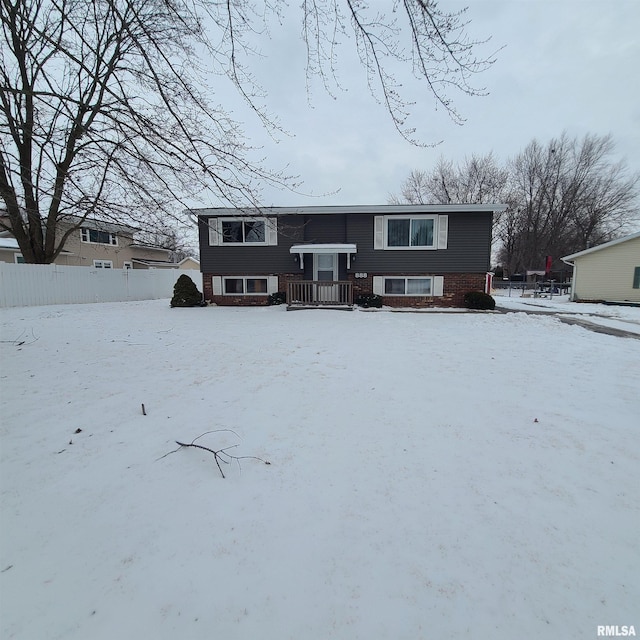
<box><xmin>161</xmin><ymin>430</ymin><xmax>270</xmax><ymax>479</ymax></box>
<box><xmin>0</xmin><ymin>328</ymin><xmax>39</xmax><ymax>347</ymax></box>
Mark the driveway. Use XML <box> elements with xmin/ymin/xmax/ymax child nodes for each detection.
<box><xmin>495</xmin><ymin>299</ymin><xmax>640</xmax><ymax>340</ymax></box>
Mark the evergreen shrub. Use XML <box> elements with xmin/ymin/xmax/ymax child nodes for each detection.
<box><xmin>268</xmin><ymin>291</ymin><xmax>287</xmax><ymax>305</ymax></box>
<box><xmin>170</xmin><ymin>274</ymin><xmax>204</xmax><ymax>307</ymax></box>
<box><xmin>355</xmin><ymin>292</ymin><xmax>383</xmax><ymax>308</ymax></box>
<box><xmin>463</xmin><ymin>290</ymin><xmax>496</xmax><ymax>310</ymax></box>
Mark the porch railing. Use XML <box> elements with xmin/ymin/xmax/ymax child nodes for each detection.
<box><xmin>287</xmin><ymin>281</ymin><xmax>353</xmax><ymax>307</ymax></box>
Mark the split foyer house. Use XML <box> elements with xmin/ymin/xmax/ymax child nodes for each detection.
<box><xmin>562</xmin><ymin>231</ymin><xmax>640</xmax><ymax>303</ymax></box>
<box><xmin>195</xmin><ymin>204</ymin><xmax>506</xmax><ymax>308</ymax></box>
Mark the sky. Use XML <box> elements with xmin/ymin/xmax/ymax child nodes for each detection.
<box><xmin>196</xmin><ymin>0</ymin><xmax>640</xmax><ymax>209</ymax></box>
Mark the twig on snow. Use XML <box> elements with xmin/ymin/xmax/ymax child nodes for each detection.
<box><xmin>165</xmin><ymin>430</ymin><xmax>270</xmax><ymax>478</ymax></box>
<box><xmin>0</xmin><ymin>328</ymin><xmax>39</xmax><ymax>346</ymax></box>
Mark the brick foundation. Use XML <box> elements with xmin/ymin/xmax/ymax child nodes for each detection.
<box><xmin>350</xmin><ymin>272</ymin><xmax>486</xmax><ymax>308</ymax></box>
<box><xmin>436</xmin><ymin>273</ymin><xmax>487</xmax><ymax>307</ymax></box>
<box><xmin>203</xmin><ymin>273</ymin><xmax>301</xmax><ymax>306</ymax></box>
<box><xmin>203</xmin><ymin>272</ymin><xmax>486</xmax><ymax>308</ymax></box>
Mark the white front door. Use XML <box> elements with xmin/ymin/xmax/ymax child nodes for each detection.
<box><xmin>313</xmin><ymin>253</ymin><xmax>338</xmax><ymax>301</ymax></box>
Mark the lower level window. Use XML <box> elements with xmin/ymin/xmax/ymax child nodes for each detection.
<box><xmin>384</xmin><ymin>277</ymin><xmax>432</xmax><ymax>295</ymax></box>
<box><xmin>93</xmin><ymin>260</ymin><xmax>113</xmax><ymax>269</ymax></box>
<box><xmin>223</xmin><ymin>277</ymin><xmax>268</xmax><ymax>294</ymax></box>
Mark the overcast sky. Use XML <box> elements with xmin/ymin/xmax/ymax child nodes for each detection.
<box><xmin>198</xmin><ymin>0</ymin><xmax>640</xmax><ymax>209</ymax></box>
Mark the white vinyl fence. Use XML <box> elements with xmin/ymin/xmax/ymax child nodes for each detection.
<box><xmin>0</xmin><ymin>263</ymin><xmax>203</xmax><ymax>308</ymax></box>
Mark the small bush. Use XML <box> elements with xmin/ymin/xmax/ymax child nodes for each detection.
<box><xmin>463</xmin><ymin>290</ymin><xmax>495</xmax><ymax>310</ymax></box>
<box><xmin>171</xmin><ymin>274</ymin><xmax>204</xmax><ymax>307</ymax></box>
<box><xmin>355</xmin><ymin>292</ymin><xmax>383</xmax><ymax>308</ymax></box>
<box><xmin>268</xmin><ymin>291</ymin><xmax>287</xmax><ymax>305</ymax></box>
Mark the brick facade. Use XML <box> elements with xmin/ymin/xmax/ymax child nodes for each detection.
<box><xmin>203</xmin><ymin>272</ymin><xmax>487</xmax><ymax>307</ymax></box>
<box><xmin>350</xmin><ymin>272</ymin><xmax>485</xmax><ymax>308</ymax></box>
<box><xmin>203</xmin><ymin>273</ymin><xmax>302</xmax><ymax>306</ymax></box>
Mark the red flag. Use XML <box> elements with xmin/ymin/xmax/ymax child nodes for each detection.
<box><xmin>545</xmin><ymin>255</ymin><xmax>553</xmax><ymax>274</ymax></box>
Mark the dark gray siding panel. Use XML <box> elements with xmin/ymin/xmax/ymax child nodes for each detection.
<box><xmin>303</xmin><ymin>214</ymin><xmax>347</xmax><ymax>243</ymax></box>
<box><xmin>199</xmin><ymin>211</ymin><xmax>493</xmax><ymax>275</ymax></box>
<box><xmin>198</xmin><ymin>215</ymin><xmax>304</xmax><ymax>274</ymax></box>
<box><xmin>347</xmin><ymin>212</ymin><xmax>492</xmax><ymax>273</ymax></box>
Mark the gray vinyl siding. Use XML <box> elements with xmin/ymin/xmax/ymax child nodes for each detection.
<box><xmin>304</xmin><ymin>214</ymin><xmax>347</xmax><ymax>243</ymax></box>
<box><xmin>199</xmin><ymin>211</ymin><xmax>493</xmax><ymax>275</ymax></box>
<box><xmin>301</xmin><ymin>215</ymin><xmax>348</xmax><ymax>279</ymax></box>
<box><xmin>347</xmin><ymin>212</ymin><xmax>492</xmax><ymax>272</ymax></box>
<box><xmin>198</xmin><ymin>215</ymin><xmax>304</xmax><ymax>274</ymax></box>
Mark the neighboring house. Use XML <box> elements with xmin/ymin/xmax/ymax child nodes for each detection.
<box><xmin>195</xmin><ymin>204</ymin><xmax>506</xmax><ymax>308</ymax></box>
<box><xmin>177</xmin><ymin>256</ymin><xmax>200</xmax><ymax>270</ymax></box>
<box><xmin>562</xmin><ymin>231</ymin><xmax>640</xmax><ymax>303</ymax></box>
<box><xmin>0</xmin><ymin>217</ymin><xmax>176</xmax><ymax>269</ymax></box>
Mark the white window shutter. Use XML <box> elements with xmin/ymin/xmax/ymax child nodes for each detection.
<box><xmin>373</xmin><ymin>276</ymin><xmax>384</xmax><ymax>295</ymax></box>
<box><xmin>212</xmin><ymin>276</ymin><xmax>222</xmax><ymax>295</ymax></box>
<box><xmin>433</xmin><ymin>276</ymin><xmax>444</xmax><ymax>296</ymax></box>
<box><xmin>208</xmin><ymin>219</ymin><xmax>219</xmax><ymax>246</ymax></box>
<box><xmin>437</xmin><ymin>215</ymin><xmax>448</xmax><ymax>249</ymax></box>
<box><xmin>267</xmin><ymin>218</ymin><xmax>278</xmax><ymax>245</ymax></box>
<box><xmin>374</xmin><ymin>216</ymin><xmax>384</xmax><ymax>249</ymax></box>
<box><xmin>267</xmin><ymin>276</ymin><xmax>278</xmax><ymax>294</ymax></box>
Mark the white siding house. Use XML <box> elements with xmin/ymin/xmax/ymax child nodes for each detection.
<box><xmin>562</xmin><ymin>231</ymin><xmax>640</xmax><ymax>303</ymax></box>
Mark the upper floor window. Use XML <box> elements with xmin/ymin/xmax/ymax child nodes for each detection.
<box><xmin>374</xmin><ymin>214</ymin><xmax>447</xmax><ymax>250</ymax></box>
<box><xmin>387</xmin><ymin>217</ymin><xmax>434</xmax><ymax>248</ymax></box>
<box><xmin>81</xmin><ymin>228</ymin><xmax>118</xmax><ymax>246</ymax></box>
<box><xmin>208</xmin><ymin>217</ymin><xmax>278</xmax><ymax>246</ymax></box>
<box><xmin>93</xmin><ymin>260</ymin><xmax>113</xmax><ymax>268</ymax></box>
<box><xmin>222</xmin><ymin>219</ymin><xmax>265</xmax><ymax>244</ymax></box>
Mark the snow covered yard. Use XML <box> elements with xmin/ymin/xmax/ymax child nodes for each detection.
<box><xmin>1</xmin><ymin>300</ymin><xmax>638</xmax><ymax>640</ymax></box>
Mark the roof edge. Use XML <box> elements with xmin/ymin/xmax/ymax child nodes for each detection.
<box><xmin>561</xmin><ymin>230</ymin><xmax>640</xmax><ymax>262</ymax></box>
<box><xmin>189</xmin><ymin>203</ymin><xmax>507</xmax><ymax>217</ymax></box>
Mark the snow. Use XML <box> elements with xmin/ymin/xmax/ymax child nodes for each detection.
<box><xmin>494</xmin><ymin>293</ymin><xmax>640</xmax><ymax>336</ymax></box>
<box><xmin>1</xmin><ymin>299</ymin><xmax>639</xmax><ymax>640</ymax></box>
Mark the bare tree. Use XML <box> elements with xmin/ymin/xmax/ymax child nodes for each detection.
<box><xmin>1</xmin><ymin>0</ymin><xmax>496</xmax><ymax>263</ymax></box>
<box><xmin>136</xmin><ymin>224</ymin><xmax>198</xmax><ymax>262</ymax></box>
<box><xmin>391</xmin><ymin>133</ymin><xmax>638</xmax><ymax>275</ymax></box>
<box><xmin>390</xmin><ymin>153</ymin><xmax>508</xmax><ymax>205</ymax></box>
<box><xmin>497</xmin><ymin>133</ymin><xmax>639</xmax><ymax>274</ymax></box>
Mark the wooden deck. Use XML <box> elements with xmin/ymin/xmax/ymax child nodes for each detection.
<box><xmin>287</xmin><ymin>281</ymin><xmax>353</xmax><ymax>309</ymax></box>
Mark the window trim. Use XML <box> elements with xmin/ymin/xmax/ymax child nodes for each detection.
<box><xmin>633</xmin><ymin>266</ymin><xmax>640</xmax><ymax>289</ymax></box>
<box><xmin>222</xmin><ymin>276</ymin><xmax>270</xmax><ymax>295</ymax></box>
<box><xmin>374</xmin><ymin>214</ymin><xmax>448</xmax><ymax>250</ymax></box>
<box><xmin>14</xmin><ymin>253</ymin><xmax>24</xmax><ymax>264</ymax></box>
<box><xmin>386</xmin><ymin>216</ymin><xmax>436</xmax><ymax>250</ymax></box>
<box><xmin>93</xmin><ymin>260</ymin><xmax>113</xmax><ymax>269</ymax></box>
<box><xmin>382</xmin><ymin>276</ymin><xmax>433</xmax><ymax>296</ymax></box>
<box><xmin>81</xmin><ymin>227</ymin><xmax>118</xmax><ymax>246</ymax></box>
<box><xmin>212</xmin><ymin>275</ymin><xmax>278</xmax><ymax>296</ymax></box>
<box><xmin>208</xmin><ymin>217</ymin><xmax>278</xmax><ymax>246</ymax></box>
<box><xmin>373</xmin><ymin>275</ymin><xmax>444</xmax><ymax>297</ymax></box>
